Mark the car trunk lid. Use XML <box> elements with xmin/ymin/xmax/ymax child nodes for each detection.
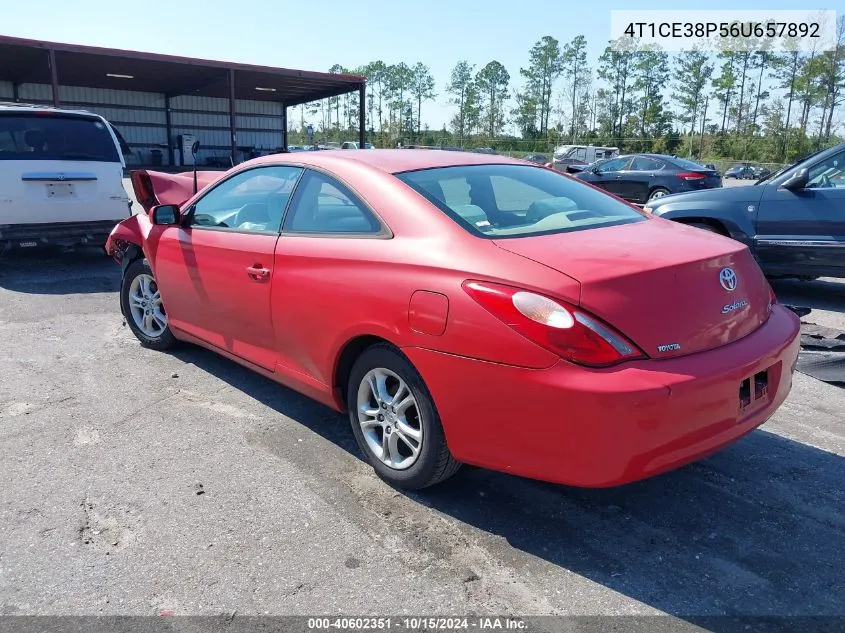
<box><xmin>676</xmin><ymin>168</ymin><xmax>721</xmax><ymax>190</ymax></box>
<box><xmin>129</xmin><ymin>169</ymin><xmax>225</xmax><ymax>212</ymax></box>
<box><xmin>492</xmin><ymin>218</ymin><xmax>772</xmax><ymax>359</ymax></box>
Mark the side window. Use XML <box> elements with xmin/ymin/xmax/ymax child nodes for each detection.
<box><xmin>188</xmin><ymin>165</ymin><xmax>302</xmax><ymax>233</ymax></box>
<box><xmin>575</xmin><ymin>147</ymin><xmax>587</xmax><ymax>161</ymax></box>
<box><xmin>599</xmin><ymin>157</ymin><xmax>631</xmax><ymax>172</ymax></box>
<box><xmin>807</xmin><ymin>150</ymin><xmax>845</xmax><ymax>189</ymax></box>
<box><xmin>283</xmin><ymin>170</ymin><xmax>382</xmax><ymax>234</ymax></box>
<box><xmin>631</xmin><ymin>157</ymin><xmax>664</xmax><ymax>171</ymax></box>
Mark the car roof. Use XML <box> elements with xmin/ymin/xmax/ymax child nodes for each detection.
<box><xmin>249</xmin><ymin>148</ymin><xmax>528</xmax><ymax>174</ymax></box>
<box><xmin>0</xmin><ymin>103</ymin><xmax>102</xmax><ymax>118</ymax></box>
<box><xmin>615</xmin><ymin>153</ymin><xmax>670</xmax><ymax>160</ymax></box>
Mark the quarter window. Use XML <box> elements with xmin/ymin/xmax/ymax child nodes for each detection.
<box><xmin>283</xmin><ymin>170</ymin><xmax>382</xmax><ymax>234</ymax></box>
<box><xmin>187</xmin><ymin>165</ymin><xmax>302</xmax><ymax>233</ymax></box>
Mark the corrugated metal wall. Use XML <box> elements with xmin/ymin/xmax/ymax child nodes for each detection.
<box><xmin>3</xmin><ymin>83</ymin><xmax>286</xmax><ymax>167</ymax></box>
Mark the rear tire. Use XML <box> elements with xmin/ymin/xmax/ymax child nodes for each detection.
<box><xmin>648</xmin><ymin>187</ymin><xmax>670</xmax><ymax>201</ymax></box>
<box><xmin>347</xmin><ymin>343</ymin><xmax>461</xmax><ymax>490</ymax></box>
<box><xmin>120</xmin><ymin>258</ymin><xmax>176</xmax><ymax>351</ymax></box>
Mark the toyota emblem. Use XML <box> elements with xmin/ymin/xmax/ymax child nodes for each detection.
<box><xmin>719</xmin><ymin>267</ymin><xmax>738</xmax><ymax>292</ymax></box>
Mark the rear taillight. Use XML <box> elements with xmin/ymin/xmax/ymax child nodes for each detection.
<box><xmin>462</xmin><ymin>281</ymin><xmax>647</xmax><ymax>367</ymax></box>
<box><xmin>676</xmin><ymin>171</ymin><xmax>707</xmax><ymax>180</ymax></box>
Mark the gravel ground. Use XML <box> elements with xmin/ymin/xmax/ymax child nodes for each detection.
<box><xmin>0</xmin><ymin>181</ymin><xmax>842</xmax><ymax>624</ymax></box>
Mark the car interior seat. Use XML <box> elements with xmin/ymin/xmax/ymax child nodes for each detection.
<box><xmin>526</xmin><ymin>197</ymin><xmax>599</xmax><ymax>224</ymax></box>
<box><xmin>234</xmin><ymin>202</ymin><xmax>270</xmax><ymax>230</ymax></box>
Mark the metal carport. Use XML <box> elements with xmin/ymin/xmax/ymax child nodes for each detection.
<box><xmin>0</xmin><ymin>35</ymin><xmax>366</xmax><ymax>166</ymax></box>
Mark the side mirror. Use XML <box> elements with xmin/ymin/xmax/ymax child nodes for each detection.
<box><xmin>782</xmin><ymin>167</ymin><xmax>809</xmax><ymax>191</ymax></box>
<box><xmin>150</xmin><ymin>204</ymin><xmax>181</xmax><ymax>226</ymax></box>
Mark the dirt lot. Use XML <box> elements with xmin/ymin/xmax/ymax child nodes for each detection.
<box><xmin>0</xmin><ymin>208</ymin><xmax>843</xmax><ymax>623</ymax></box>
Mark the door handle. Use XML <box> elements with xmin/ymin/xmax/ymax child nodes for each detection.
<box><xmin>246</xmin><ymin>265</ymin><xmax>270</xmax><ymax>281</ymax></box>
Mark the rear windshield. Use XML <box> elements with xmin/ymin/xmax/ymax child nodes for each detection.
<box><xmin>670</xmin><ymin>156</ymin><xmax>710</xmax><ymax>171</ymax></box>
<box><xmin>395</xmin><ymin>163</ymin><xmax>646</xmax><ymax>239</ymax></box>
<box><xmin>0</xmin><ymin>113</ymin><xmax>120</xmax><ymax>162</ymax></box>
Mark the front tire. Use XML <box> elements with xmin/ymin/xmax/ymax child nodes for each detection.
<box><xmin>120</xmin><ymin>258</ymin><xmax>176</xmax><ymax>351</ymax></box>
<box><xmin>347</xmin><ymin>344</ymin><xmax>461</xmax><ymax>490</ymax></box>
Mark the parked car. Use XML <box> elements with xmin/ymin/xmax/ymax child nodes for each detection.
<box><xmin>574</xmin><ymin>153</ymin><xmax>722</xmax><ymax>204</ymax></box>
<box><xmin>107</xmin><ymin>149</ymin><xmax>799</xmax><ymax>490</ymax></box>
<box><xmin>522</xmin><ymin>153</ymin><xmax>549</xmax><ymax>164</ymax></box>
<box><xmin>753</xmin><ymin>166</ymin><xmax>772</xmax><ymax>179</ymax></box>
<box><xmin>725</xmin><ymin>163</ymin><xmax>757</xmax><ymax>179</ymax></box>
<box><xmin>341</xmin><ymin>141</ymin><xmax>374</xmax><ymax>150</ymax></box>
<box><xmin>643</xmin><ymin>143</ymin><xmax>845</xmax><ymax>280</ymax></box>
<box><xmin>551</xmin><ymin>157</ymin><xmax>587</xmax><ymax>170</ymax></box>
<box><xmin>553</xmin><ymin>144</ymin><xmax>619</xmax><ymax>163</ymax></box>
<box><xmin>565</xmin><ymin>157</ymin><xmax>611</xmax><ymax>174</ymax></box>
<box><xmin>0</xmin><ymin>103</ymin><xmax>131</xmax><ymax>251</ymax></box>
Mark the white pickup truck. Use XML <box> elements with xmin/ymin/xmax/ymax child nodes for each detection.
<box><xmin>0</xmin><ymin>103</ymin><xmax>131</xmax><ymax>251</ymax></box>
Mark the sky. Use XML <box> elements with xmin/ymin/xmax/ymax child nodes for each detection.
<box><xmin>1</xmin><ymin>0</ymin><xmax>840</xmax><ymax>130</ymax></box>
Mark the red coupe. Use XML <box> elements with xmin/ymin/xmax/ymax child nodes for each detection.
<box><xmin>106</xmin><ymin>150</ymin><xmax>800</xmax><ymax>490</ymax></box>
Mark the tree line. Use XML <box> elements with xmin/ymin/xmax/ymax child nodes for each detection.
<box><xmin>293</xmin><ymin>18</ymin><xmax>845</xmax><ymax>163</ymax></box>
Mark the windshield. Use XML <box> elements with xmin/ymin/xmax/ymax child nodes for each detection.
<box><xmin>395</xmin><ymin>163</ymin><xmax>646</xmax><ymax>239</ymax></box>
<box><xmin>755</xmin><ymin>146</ymin><xmax>832</xmax><ymax>185</ymax></box>
<box><xmin>0</xmin><ymin>112</ymin><xmax>120</xmax><ymax>162</ymax></box>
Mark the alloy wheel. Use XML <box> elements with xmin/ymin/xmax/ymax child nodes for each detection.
<box><xmin>127</xmin><ymin>273</ymin><xmax>167</xmax><ymax>338</ymax></box>
<box><xmin>356</xmin><ymin>368</ymin><xmax>423</xmax><ymax>470</ymax></box>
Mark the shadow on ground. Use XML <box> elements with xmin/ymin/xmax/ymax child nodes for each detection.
<box><xmin>771</xmin><ymin>278</ymin><xmax>845</xmax><ymax>387</ymax></box>
<box><xmin>172</xmin><ymin>344</ymin><xmax>845</xmax><ymax>623</ymax></box>
<box><xmin>772</xmin><ymin>278</ymin><xmax>845</xmax><ymax>315</ymax></box>
<box><xmin>0</xmin><ymin>248</ymin><xmax>119</xmax><ymax>295</ymax></box>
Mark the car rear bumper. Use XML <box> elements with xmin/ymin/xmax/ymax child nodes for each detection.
<box><xmin>0</xmin><ymin>220</ymin><xmax>123</xmax><ymax>250</ymax></box>
<box><xmin>402</xmin><ymin>304</ymin><xmax>800</xmax><ymax>487</ymax></box>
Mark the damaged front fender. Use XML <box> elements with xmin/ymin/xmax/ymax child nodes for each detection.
<box><xmin>105</xmin><ymin>214</ymin><xmax>142</xmax><ymax>259</ymax></box>
<box><xmin>104</xmin><ymin>209</ymin><xmax>167</xmax><ymax>280</ymax></box>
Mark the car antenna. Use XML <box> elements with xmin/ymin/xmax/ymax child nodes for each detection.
<box><xmin>191</xmin><ymin>140</ymin><xmax>200</xmax><ymax>194</ymax></box>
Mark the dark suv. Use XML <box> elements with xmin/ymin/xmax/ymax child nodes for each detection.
<box><xmin>644</xmin><ymin>143</ymin><xmax>845</xmax><ymax>280</ymax></box>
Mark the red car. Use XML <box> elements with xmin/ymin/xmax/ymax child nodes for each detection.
<box><xmin>106</xmin><ymin>150</ymin><xmax>800</xmax><ymax>490</ymax></box>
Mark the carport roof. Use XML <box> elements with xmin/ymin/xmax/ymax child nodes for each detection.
<box><xmin>0</xmin><ymin>35</ymin><xmax>365</xmax><ymax>106</ymax></box>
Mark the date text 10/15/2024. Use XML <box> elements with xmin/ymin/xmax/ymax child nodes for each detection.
<box><xmin>307</xmin><ymin>617</ymin><xmax>526</xmax><ymax>630</ymax></box>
